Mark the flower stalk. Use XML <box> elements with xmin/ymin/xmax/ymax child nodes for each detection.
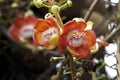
<box><xmin>60</xmin><ymin>0</ymin><xmax>72</xmax><ymax>10</ymax></box>
<box><xmin>54</xmin><ymin>13</ymin><xmax>63</xmax><ymax>27</ymax></box>
<box><xmin>56</xmin><ymin>59</ymin><xmax>66</xmax><ymax>80</ymax></box>
<box><xmin>91</xmin><ymin>72</ymin><xmax>97</xmax><ymax>80</ymax></box>
<box><xmin>68</xmin><ymin>53</ymin><xmax>76</xmax><ymax>80</ymax></box>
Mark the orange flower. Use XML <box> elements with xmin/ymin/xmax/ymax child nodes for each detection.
<box><xmin>33</xmin><ymin>17</ymin><xmax>61</xmax><ymax>49</ymax></box>
<box><xmin>9</xmin><ymin>13</ymin><xmax>37</xmax><ymax>41</ymax></box>
<box><xmin>58</xmin><ymin>18</ymin><xmax>96</xmax><ymax>58</ymax></box>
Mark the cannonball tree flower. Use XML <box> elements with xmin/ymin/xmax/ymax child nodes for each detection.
<box><xmin>9</xmin><ymin>12</ymin><xmax>37</xmax><ymax>42</ymax></box>
<box><xmin>58</xmin><ymin>18</ymin><xmax>96</xmax><ymax>58</ymax></box>
<box><xmin>33</xmin><ymin>16</ymin><xmax>62</xmax><ymax>49</ymax></box>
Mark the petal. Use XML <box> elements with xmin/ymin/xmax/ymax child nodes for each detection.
<box><xmin>63</xmin><ymin>20</ymin><xmax>86</xmax><ymax>34</ymax></box>
<box><xmin>48</xmin><ymin>33</ymin><xmax>59</xmax><ymax>45</ymax></box>
<box><xmin>97</xmin><ymin>40</ymin><xmax>109</xmax><ymax>46</ymax></box>
<box><xmin>44</xmin><ymin>43</ymin><xmax>57</xmax><ymax>49</ymax></box>
<box><xmin>14</xmin><ymin>14</ymin><xmax>25</xmax><ymax>28</ymax></box>
<box><xmin>83</xmin><ymin>30</ymin><xmax>96</xmax><ymax>47</ymax></box>
<box><xmin>25</xmin><ymin>15</ymin><xmax>37</xmax><ymax>24</ymax></box>
<box><xmin>33</xmin><ymin>31</ymin><xmax>47</xmax><ymax>45</ymax></box>
<box><xmin>9</xmin><ymin>25</ymin><xmax>20</xmax><ymax>40</ymax></box>
<box><xmin>58</xmin><ymin>34</ymin><xmax>66</xmax><ymax>52</ymax></box>
<box><xmin>46</xmin><ymin>17</ymin><xmax>61</xmax><ymax>32</ymax></box>
<box><xmin>67</xmin><ymin>44</ymin><xmax>90</xmax><ymax>58</ymax></box>
<box><xmin>34</xmin><ymin>19</ymin><xmax>49</xmax><ymax>31</ymax></box>
<box><xmin>90</xmin><ymin>43</ymin><xmax>99</xmax><ymax>54</ymax></box>
<box><xmin>85</xmin><ymin>21</ymin><xmax>93</xmax><ymax>30</ymax></box>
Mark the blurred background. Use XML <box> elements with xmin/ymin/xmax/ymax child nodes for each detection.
<box><xmin>0</xmin><ymin>0</ymin><xmax>120</xmax><ymax>80</ymax></box>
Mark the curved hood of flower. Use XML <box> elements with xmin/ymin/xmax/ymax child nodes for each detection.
<box><xmin>33</xmin><ymin>17</ymin><xmax>61</xmax><ymax>49</ymax></box>
<box><xmin>58</xmin><ymin>18</ymin><xmax>96</xmax><ymax>58</ymax></box>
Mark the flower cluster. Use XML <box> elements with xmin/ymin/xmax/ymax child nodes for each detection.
<box><xmin>33</xmin><ymin>16</ymin><xmax>97</xmax><ymax>58</ymax></box>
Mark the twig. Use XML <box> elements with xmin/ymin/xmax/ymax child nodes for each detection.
<box><xmin>68</xmin><ymin>54</ymin><xmax>76</xmax><ymax>80</ymax></box>
<box><xmin>104</xmin><ymin>24</ymin><xmax>120</xmax><ymax>41</ymax></box>
<box><xmin>84</xmin><ymin>0</ymin><xmax>98</xmax><ymax>21</ymax></box>
<box><xmin>116</xmin><ymin>37</ymin><xmax>120</xmax><ymax>80</ymax></box>
<box><xmin>56</xmin><ymin>59</ymin><xmax>66</xmax><ymax>80</ymax></box>
<box><xmin>91</xmin><ymin>72</ymin><xmax>97</xmax><ymax>80</ymax></box>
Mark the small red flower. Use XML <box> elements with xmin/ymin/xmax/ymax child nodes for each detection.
<box><xmin>58</xmin><ymin>18</ymin><xmax>96</xmax><ymax>58</ymax></box>
<box><xmin>33</xmin><ymin>17</ymin><xmax>61</xmax><ymax>49</ymax></box>
<box><xmin>9</xmin><ymin>13</ymin><xmax>37</xmax><ymax>43</ymax></box>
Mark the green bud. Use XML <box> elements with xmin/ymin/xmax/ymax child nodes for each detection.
<box><xmin>67</xmin><ymin>0</ymin><xmax>72</xmax><ymax>7</ymax></box>
<box><xmin>32</xmin><ymin>0</ymin><xmax>43</xmax><ymax>8</ymax></box>
<box><xmin>51</xmin><ymin>5</ymin><xmax>60</xmax><ymax>13</ymax></box>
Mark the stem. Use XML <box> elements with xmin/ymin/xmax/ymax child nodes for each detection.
<box><xmin>56</xmin><ymin>59</ymin><xmax>66</xmax><ymax>80</ymax></box>
<box><xmin>60</xmin><ymin>3</ymin><xmax>68</xmax><ymax>10</ymax></box>
<box><xmin>64</xmin><ymin>68</ymin><xmax>82</xmax><ymax>75</ymax></box>
<box><xmin>84</xmin><ymin>0</ymin><xmax>98</xmax><ymax>21</ymax></box>
<box><xmin>96</xmin><ymin>59</ymin><xmax>105</xmax><ymax>71</ymax></box>
<box><xmin>68</xmin><ymin>54</ymin><xmax>76</xmax><ymax>80</ymax></box>
<box><xmin>104</xmin><ymin>24</ymin><xmax>120</xmax><ymax>41</ymax></box>
<box><xmin>54</xmin><ymin>13</ymin><xmax>63</xmax><ymax>27</ymax></box>
<box><xmin>97</xmin><ymin>74</ymin><xmax>106</xmax><ymax>80</ymax></box>
<box><xmin>116</xmin><ymin>37</ymin><xmax>120</xmax><ymax>79</ymax></box>
<box><xmin>91</xmin><ymin>72</ymin><xmax>97</xmax><ymax>80</ymax></box>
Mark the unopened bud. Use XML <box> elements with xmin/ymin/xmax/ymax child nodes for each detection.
<box><xmin>51</xmin><ymin>5</ymin><xmax>60</xmax><ymax>13</ymax></box>
<box><xmin>67</xmin><ymin>0</ymin><xmax>72</xmax><ymax>7</ymax></box>
<box><xmin>32</xmin><ymin>0</ymin><xmax>43</xmax><ymax>8</ymax></box>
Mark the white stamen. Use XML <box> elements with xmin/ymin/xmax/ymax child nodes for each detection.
<box><xmin>20</xmin><ymin>24</ymin><xmax>34</xmax><ymax>38</ymax></box>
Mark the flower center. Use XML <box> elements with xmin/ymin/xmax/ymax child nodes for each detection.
<box><xmin>43</xmin><ymin>28</ymin><xmax>57</xmax><ymax>40</ymax></box>
<box><xmin>68</xmin><ymin>31</ymin><xmax>85</xmax><ymax>47</ymax></box>
<box><xmin>20</xmin><ymin>24</ymin><xmax>34</xmax><ymax>38</ymax></box>
<box><xmin>44</xmin><ymin>31</ymin><xmax>53</xmax><ymax>39</ymax></box>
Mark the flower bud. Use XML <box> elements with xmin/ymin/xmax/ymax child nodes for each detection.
<box><xmin>51</xmin><ymin>5</ymin><xmax>60</xmax><ymax>13</ymax></box>
<box><xmin>32</xmin><ymin>0</ymin><xmax>43</xmax><ymax>8</ymax></box>
<box><xmin>67</xmin><ymin>0</ymin><xmax>72</xmax><ymax>7</ymax></box>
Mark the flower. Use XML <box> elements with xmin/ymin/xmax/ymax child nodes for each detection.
<box><xmin>9</xmin><ymin>13</ymin><xmax>37</xmax><ymax>42</ymax></box>
<box><xmin>33</xmin><ymin>17</ymin><xmax>61</xmax><ymax>49</ymax></box>
<box><xmin>58</xmin><ymin>18</ymin><xmax>96</xmax><ymax>58</ymax></box>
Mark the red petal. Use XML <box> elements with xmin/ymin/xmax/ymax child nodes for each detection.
<box><xmin>97</xmin><ymin>41</ymin><xmax>109</xmax><ymax>46</ymax></box>
<box><xmin>25</xmin><ymin>15</ymin><xmax>37</xmax><ymax>24</ymax></box>
<box><xmin>63</xmin><ymin>20</ymin><xmax>86</xmax><ymax>33</ymax></box>
<box><xmin>83</xmin><ymin>30</ymin><xmax>96</xmax><ymax>47</ymax></box>
<box><xmin>34</xmin><ymin>19</ymin><xmax>49</xmax><ymax>31</ymax></box>
<box><xmin>9</xmin><ymin>25</ymin><xmax>20</xmax><ymax>40</ymax></box>
<box><xmin>33</xmin><ymin>31</ymin><xmax>47</xmax><ymax>45</ymax></box>
<box><xmin>67</xmin><ymin>44</ymin><xmax>90</xmax><ymax>58</ymax></box>
<box><xmin>14</xmin><ymin>14</ymin><xmax>25</xmax><ymax>28</ymax></box>
<box><xmin>46</xmin><ymin>17</ymin><xmax>60</xmax><ymax>32</ymax></box>
<box><xmin>58</xmin><ymin>34</ymin><xmax>66</xmax><ymax>52</ymax></box>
